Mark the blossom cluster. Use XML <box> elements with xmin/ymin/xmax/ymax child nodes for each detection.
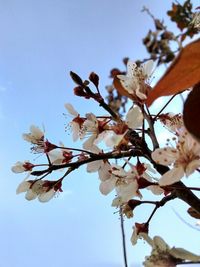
<box><xmin>12</xmin><ymin>58</ymin><xmax>200</xmax><ymax>266</ymax></box>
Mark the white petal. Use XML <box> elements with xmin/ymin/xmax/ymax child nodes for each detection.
<box><xmin>38</xmin><ymin>189</ymin><xmax>55</xmax><ymax>202</ymax></box>
<box><xmin>105</xmin><ymin>132</ymin><xmax>125</xmax><ymax>147</ymax></box>
<box><xmin>16</xmin><ymin>181</ymin><xmax>31</xmax><ymax>194</ymax></box>
<box><xmin>142</xmin><ymin>60</ymin><xmax>154</xmax><ymax>76</ymax></box>
<box><xmin>116</xmin><ymin>181</ymin><xmax>138</xmax><ymax>202</ymax></box>
<box><xmin>127</xmin><ymin>60</ymin><xmax>137</xmax><ymax>77</ymax></box>
<box><xmin>185</xmin><ymin>159</ymin><xmax>200</xmax><ymax>176</ymax></box>
<box><xmin>126</xmin><ymin>106</ymin><xmax>143</xmax><ymax>129</ymax></box>
<box><xmin>71</xmin><ymin>122</ymin><xmax>80</xmax><ymax>141</ymax></box>
<box><xmin>170</xmin><ymin>247</ymin><xmax>200</xmax><ymax>261</ymax></box>
<box><xmin>98</xmin><ymin>162</ymin><xmax>111</xmax><ymax>181</ymax></box>
<box><xmin>64</xmin><ymin>103</ymin><xmax>79</xmax><ymax>116</ymax></box>
<box><xmin>153</xmin><ymin>236</ymin><xmax>169</xmax><ymax>251</ymax></box>
<box><xmin>87</xmin><ymin>160</ymin><xmax>101</xmax><ymax>172</ymax></box>
<box><xmin>11</xmin><ymin>162</ymin><xmax>25</xmax><ymax>173</ymax></box>
<box><xmin>99</xmin><ymin>177</ymin><xmax>116</xmax><ymax>195</ymax></box>
<box><xmin>158</xmin><ymin>167</ymin><xmax>184</xmax><ymax>186</ymax></box>
<box><xmin>152</xmin><ymin>147</ymin><xmax>178</xmax><ymax>166</ymax></box>
<box><xmin>82</xmin><ymin>135</ymin><xmax>97</xmax><ymax>151</ymax></box>
<box><xmin>135</xmin><ymin>87</ymin><xmax>147</xmax><ymax>100</ymax></box>
<box><xmin>25</xmin><ymin>189</ymin><xmax>37</xmax><ymax>200</ymax></box>
<box><xmin>30</xmin><ymin>125</ymin><xmax>44</xmax><ymax>139</ymax></box>
<box><xmin>122</xmin><ymin>79</ymin><xmax>137</xmax><ymax>94</ymax></box>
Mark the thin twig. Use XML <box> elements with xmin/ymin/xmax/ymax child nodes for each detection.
<box><xmin>120</xmin><ymin>207</ymin><xmax>128</xmax><ymax>267</ymax></box>
<box><xmin>153</xmin><ymin>94</ymin><xmax>177</xmax><ymax>121</ymax></box>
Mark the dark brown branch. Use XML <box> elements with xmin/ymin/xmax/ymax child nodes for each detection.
<box><xmin>31</xmin><ymin>148</ymin><xmax>143</xmax><ymax>176</ymax></box>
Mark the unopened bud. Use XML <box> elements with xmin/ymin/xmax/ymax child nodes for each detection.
<box><xmin>89</xmin><ymin>72</ymin><xmax>99</xmax><ymax>88</ymax></box>
<box><xmin>70</xmin><ymin>71</ymin><xmax>83</xmax><ymax>86</ymax></box>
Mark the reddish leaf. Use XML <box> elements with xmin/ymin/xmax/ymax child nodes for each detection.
<box><xmin>146</xmin><ymin>38</ymin><xmax>200</xmax><ymax>107</ymax></box>
<box><xmin>183</xmin><ymin>83</ymin><xmax>200</xmax><ymax>141</ymax></box>
<box><xmin>187</xmin><ymin>206</ymin><xmax>200</xmax><ymax>219</ymax></box>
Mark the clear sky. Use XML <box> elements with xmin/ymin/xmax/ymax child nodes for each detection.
<box><xmin>0</xmin><ymin>0</ymin><xmax>200</xmax><ymax>266</ymax></box>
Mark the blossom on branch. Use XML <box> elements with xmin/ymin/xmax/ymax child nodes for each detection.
<box><xmin>117</xmin><ymin>60</ymin><xmax>154</xmax><ymax>101</ymax></box>
<box><xmin>16</xmin><ymin>179</ymin><xmax>63</xmax><ymax>202</ymax></box>
<box><xmin>65</xmin><ymin>103</ymin><xmax>85</xmax><ymax>141</ymax></box>
<box><xmin>23</xmin><ymin>125</ymin><xmax>56</xmax><ymax>153</ymax></box>
<box><xmin>143</xmin><ymin>235</ymin><xmax>200</xmax><ymax>267</ymax></box>
<box><xmin>152</xmin><ymin>128</ymin><xmax>200</xmax><ymax>185</ymax></box>
<box><xmin>158</xmin><ymin>113</ymin><xmax>183</xmax><ymax>133</ymax></box>
<box><xmin>11</xmin><ymin>161</ymin><xmax>35</xmax><ymax>173</ymax></box>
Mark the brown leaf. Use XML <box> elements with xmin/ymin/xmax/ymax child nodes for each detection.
<box><xmin>146</xmin><ymin>38</ymin><xmax>200</xmax><ymax>107</ymax></box>
<box><xmin>187</xmin><ymin>206</ymin><xmax>200</xmax><ymax>219</ymax></box>
<box><xmin>183</xmin><ymin>83</ymin><xmax>200</xmax><ymax>141</ymax></box>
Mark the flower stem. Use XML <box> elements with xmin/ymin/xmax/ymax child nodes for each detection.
<box><xmin>120</xmin><ymin>207</ymin><xmax>128</xmax><ymax>267</ymax></box>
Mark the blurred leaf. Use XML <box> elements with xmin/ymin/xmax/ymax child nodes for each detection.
<box><xmin>167</xmin><ymin>0</ymin><xmax>193</xmax><ymax>31</ymax></box>
<box><xmin>183</xmin><ymin>83</ymin><xmax>200</xmax><ymax>141</ymax></box>
<box><xmin>146</xmin><ymin>38</ymin><xmax>200</xmax><ymax>106</ymax></box>
<box><xmin>187</xmin><ymin>206</ymin><xmax>200</xmax><ymax>219</ymax></box>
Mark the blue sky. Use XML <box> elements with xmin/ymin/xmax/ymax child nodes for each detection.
<box><xmin>0</xmin><ymin>0</ymin><xmax>200</xmax><ymax>266</ymax></box>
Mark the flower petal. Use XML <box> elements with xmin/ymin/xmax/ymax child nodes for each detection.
<box><xmin>16</xmin><ymin>181</ymin><xmax>31</xmax><ymax>194</ymax></box>
<box><xmin>64</xmin><ymin>103</ymin><xmax>79</xmax><ymax>116</ymax></box>
<box><xmin>185</xmin><ymin>159</ymin><xmax>200</xmax><ymax>176</ymax></box>
<box><xmin>158</xmin><ymin>167</ymin><xmax>184</xmax><ymax>186</ymax></box>
<box><xmin>170</xmin><ymin>247</ymin><xmax>200</xmax><ymax>261</ymax></box>
<box><xmin>153</xmin><ymin>236</ymin><xmax>169</xmax><ymax>251</ymax></box>
<box><xmin>38</xmin><ymin>189</ymin><xmax>55</xmax><ymax>203</ymax></box>
<box><xmin>99</xmin><ymin>177</ymin><xmax>116</xmax><ymax>195</ymax></box>
<box><xmin>126</xmin><ymin>106</ymin><xmax>143</xmax><ymax>129</ymax></box>
<box><xmin>152</xmin><ymin>147</ymin><xmax>178</xmax><ymax>166</ymax></box>
<box><xmin>127</xmin><ymin>60</ymin><xmax>137</xmax><ymax>77</ymax></box>
<box><xmin>87</xmin><ymin>160</ymin><xmax>101</xmax><ymax>172</ymax></box>
<box><xmin>143</xmin><ymin>60</ymin><xmax>154</xmax><ymax>77</ymax></box>
<box><xmin>25</xmin><ymin>189</ymin><xmax>37</xmax><ymax>200</ymax></box>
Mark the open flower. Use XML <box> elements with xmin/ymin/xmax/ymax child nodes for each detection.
<box><xmin>152</xmin><ymin>128</ymin><xmax>200</xmax><ymax>186</ymax></box>
<box><xmin>105</xmin><ymin>105</ymin><xmax>143</xmax><ymax>148</ymax></box>
<box><xmin>65</xmin><ymin>103</ymin><xmax>85</xmax><ymax>141</ymax></box>
<box><xmin>100</xmin><ymin>162</ymin><xmax>155</xmax><ymax>205</ymax></box>
<box><xmin>80</xmin><ymin>113</ymin><xmax>110</xmax><ymax>151</ymax></box>
<box><xmin>16</xmin><ymin>179</ymin><xmax>63</xmax><ymax>202</ymax></box>
<box><xmin>23</xmin><ymin>125</ymin><xmax>45</xmax><ymax>152</ymax></box>
<box><xmin>158</xmin><ymin>113</ymin><xmax>183</xmax><ymax>133</ymax></box>
<box><xmin>117</xmin><ymin>60</ymin><xmax>154</xmax><ymax>101</ymax></box>
<box><xmin>23</xmin><ymin>125</ymin><xmax>56</xmax><ymax>153</ymax></box>
<box><xmin>143</xmin><ymin>235</ymin><xmax>200</xmax><ymax>267</ymax></box>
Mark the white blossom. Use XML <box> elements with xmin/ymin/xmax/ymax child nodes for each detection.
<box><xmin>16</xmin><ymin>179</ymin><xmax>62</xmax><ymax>202</ymax></box>
<box><xmin>65</xmin><ymin>103</ymin><xmax>84</xmax><ymax>141</ymax></box>
<box><xmin>143</xmin><ymin>235</ymin><xmax>200</xmax><ymax>267</ymax></box>
<box><xmin>11</xmin><ymin>161</ymin><xmax>34</xmax><ymax>173</ymax></box>
<box><xmin>117</xmin><ymin>60</ymin><xmax>154</xmax><ymax>101</ymax></box>
<box><xmin>23</xmin><ymin>125</ymin><xmax>44</xmax><ymax>144</ymax></box>
<box><xmin>152</xmin><ymin>128</ymin><xmax>200</xmax><ymax>186</ymax></box>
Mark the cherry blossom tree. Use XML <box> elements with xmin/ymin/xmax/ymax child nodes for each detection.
<box><xmin>12</xmin><ymin>1</ymin><xmax>200</xmax><ymax>266</ymax></box>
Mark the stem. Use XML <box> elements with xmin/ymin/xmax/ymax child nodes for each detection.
<box><xmin>143</xmin><ymin>108</ymin><xmax>159</xmax><ymax>149</ymax></box>
<box><xmin>120</xmin><ymin>207</ymin><xmax>128</xmax><ymax>267</ymax></box>
<box><xmin>31</xmin><ymin>148</ymin><xmax>143</xmax><ymax>176</ymax></box>
<box><xmin>56</xmin><ymin>146</ymin><xmax>95</xmax><ymax>156</ymax></box>
<box><xmin>146</xmin><ymin>193</ymin><xmax>177</xmax><ymax>224</ymax></box>
<box><xmin>153</xmin><ymin>94</ymin><xmax>177</xmax><ymax>121</ymax></box>
<box><xmin>84</xmin><ymin>85</ymin><xmax>120</xmax><ymax>121</ymax></box>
